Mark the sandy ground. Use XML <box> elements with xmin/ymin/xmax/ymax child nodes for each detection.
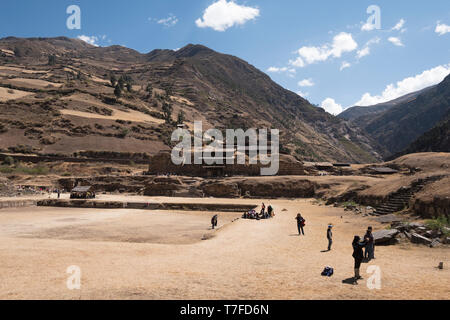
<box><xmin>0</xmin><ymin>197</ymin><xmax>448</xmax><ymax>300</ymax></box>
<box><xmin>0</xmin><ymin>87</ymin><xmax>33</xmax><ymax>101</ymax></box>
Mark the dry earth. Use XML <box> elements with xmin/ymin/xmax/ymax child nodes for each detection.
<box><xmin>0</xmin><ymin>195</ymin><xmax>448</xmax><ymax>300</ymax></box>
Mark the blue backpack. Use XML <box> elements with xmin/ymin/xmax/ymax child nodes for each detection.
<box><xmin>321</xmin><ymin>266</ymin><xmax>334</xmax><ymax>277</ymax></box>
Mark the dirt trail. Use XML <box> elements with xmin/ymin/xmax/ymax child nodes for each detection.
<box><xmin>0</xmin><ymin>197</ymin><xmax>448</xmax><ymax>300</ymax></box>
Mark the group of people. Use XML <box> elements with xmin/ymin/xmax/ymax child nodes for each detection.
<box><xmin>352</xmin><ymin>226</ymin><xmax>375</xmax><ymax>284</ymax></box>
<box><xmin>243</xmin><ymin>203</ymin><xmax>274</xmax><ymax>220</ymax></box>
<box><xmin>294</xmin><ymin>214</ymin><xmax>376</xmax><ymax>285</ymax></box>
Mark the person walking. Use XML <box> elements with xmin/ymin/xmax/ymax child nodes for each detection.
<box><xmin>295</xmin><ymin>214</ymin><xmax>305</xmax><ymax>236</ymax></box>
<box><xmin>352</xmin><ymin>235</ymin><xmax>367</xmax><ymax>284</ymax></box>
<box><xmin>364</xmin><ymin>226</ymin><xmax>375</xmax><ymax>261</ymax></box>
<box><xmin>327</xmin><ymin>225</ymin><xmax>333</xmax><ymax>251</ymax></box>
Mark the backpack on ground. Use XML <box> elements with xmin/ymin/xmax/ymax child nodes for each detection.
<box><xmin>321</xmin><ymin>266</ymin><xmax>334</xmax><ymax>277</ymax></box>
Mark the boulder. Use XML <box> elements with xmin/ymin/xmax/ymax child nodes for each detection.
<box><xmin>411</xmin><ymin>233</ymin><xmax>432</xmax><ymax>245</ymax></box>
<box><xmin>376</xmin><ymin>214</ymin><xmax>403</xmax><ymax>224</ymax></box>
<box><xmin>373</xmin><ymin>229</ymin><xmax>399</xmax><ymax>245</ymax></box>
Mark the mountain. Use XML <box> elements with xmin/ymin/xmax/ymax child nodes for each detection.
<box><xmin>338</xmin><ymin>85</ymin><xmax>437</xmax><ymax>127</ymax></box>
<box><xmin>339</xmin><ymin>75</ymin><xmax>450</xmax><ymax>157</ymax></box>
<box><xmin>389</xmin><ymin>111</ymin><xmax>450</xmax><ymax>159</ymax></box>
<box><xmin>0</xmin><ymin>37</ymin><xmax>384</xmax><ymax>163</ymax></box>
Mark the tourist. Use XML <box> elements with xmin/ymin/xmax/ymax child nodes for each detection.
<box><xmin>211</xmin><ymin>215</ymin><xmax>218</xmax><ymax>229</ymax></box>
<box><xmin>267</xmin><ymin>205</ymin><xmax>273</xmax><ymax>218</ymax></box>
<box><xmin>261</xmin><ymin>203</ymin><xmax>266</xmax><ymax>216</ymax></box>
<box><xmin>295</xmin><ymin>213</ymin><xmax>305</xmax><ymax>235</ymax></box>
<box><xmin>57</xmin><ymin>189</ymin><xmax>60</xmax><ymax>199</ymax></box>
<box><xmin>352</xmin><ymin>235</ymin><xmax>367</xmax><ymax>284</ymax></box>
<box><xmin>364</xmin><ymin>226</ymin><xmax>375</xmax><ymax>261</ymax></box>
<box><xmin>327</xmin><ymin>224</ymin><xmax>333</xmax><ymax>251</ymax></box>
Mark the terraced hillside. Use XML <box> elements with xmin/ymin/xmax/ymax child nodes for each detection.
<box><xmin>0</xmin><ymin>37</ymin><xmax>383</xmax><ymax>163</ymax></box>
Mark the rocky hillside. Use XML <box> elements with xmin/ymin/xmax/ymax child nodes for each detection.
<box><xmin>339</xmin><ymin>85</ymin><xmax>436</xmax><ymax>125</ymax></box>
<box><xmin>339</xmin><ymin>75</ymin><xmax>449</xmax><ymax>157</ymax></box>
<box><xmin>0</xmin><ymin>37</ymin><xmax>384</xmax><ymax>163</ymax></box>
<box><xmin>389</xmin><ymin>111</ymin><xmax>450</xmax><ymax>159</ymax></box>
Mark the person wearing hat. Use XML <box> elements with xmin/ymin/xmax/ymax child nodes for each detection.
<box><xmin>327</xmin><ymin>224</ymin><xmax>333</xmax><ymax>251</ymax></box>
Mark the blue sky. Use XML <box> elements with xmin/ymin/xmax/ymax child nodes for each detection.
<box><xmin>1</xmin><ymin>0</ymin><xmax>449</xmax><ymax>114</ymax></box>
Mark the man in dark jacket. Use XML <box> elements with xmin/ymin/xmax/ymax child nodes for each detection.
<box><xmin>352</xmin><ymin>235</ymin><xmax>367</xmax><ymax>284</ymax></box>
<box><xmin>295</xmin><ymin>214</ymin><xmax>305</xmax><ymax>235</ymax></box>
<box><xmin>211</xmin><ymin>215</ymin><xmax>218</xmax><ymax>230</ymax></box>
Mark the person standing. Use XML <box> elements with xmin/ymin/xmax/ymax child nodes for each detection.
<box><xmin>327</xmin><ymin>225</ymin><xmax>333</xmax><ymax>251</ymax></box>
<box><xmin>364</xmin><ymin>227</ymin><xmax>375</xmax><ymax>261</ymax></box>
<box><xmin>295</xmin><ymin>214</ymin><xmax>305</xmax><ymax>236</ymax></box>
<box><xmin>352</xmin><ymin>235</ymin><xmax>367</xmax><ymax>284</ymax></box>
<box><xmin>267</xmin><ymin>205</ymin><xmax>273</xmax><ymax>219</ymax></box>
<box><xmin>211</xmin><ymin>215</ymin><xmax>218</xmax><ymax>230</ymax></box>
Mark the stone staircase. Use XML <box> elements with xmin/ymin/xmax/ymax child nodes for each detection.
<box><xmin>374</xmin><ymin>175</ymin><xmax>444</xmax><ymax>215</ymax></box>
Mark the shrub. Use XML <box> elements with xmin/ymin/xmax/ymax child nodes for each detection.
<box><xmin>426</xmin><ymin>215</ymin><xmax>450</xmax><ymax>236</ymax></box>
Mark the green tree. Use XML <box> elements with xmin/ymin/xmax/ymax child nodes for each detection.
<box><xmin>114</xmin><ymin>84</ymin><xmax>122</xmax><ymax>98</ymax></box>
<box><xmin>162</xmin><ymin>101</ymin><xmax>173</xmax><ymax>124</ymax></box>
<box><xmin>110</xmin><ymin>74</ymin><xmax>117</xmax><ymax>87</ymax></box>
<box><xmin>118</xmin><ymin>77</ymin><xmax>125</xmax><ymax>90</ymax></box>
<box><xmin>126</xmin><ymin>82</ymin><xmax>133</xmax><ymax>92</ymax></box>
<box><xmin>177</xmin><ymin>110</ymin><xmax>185</xmax><ymax>124</ymax></box>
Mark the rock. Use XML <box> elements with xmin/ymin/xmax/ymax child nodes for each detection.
<box><xmin>376</xmin><ymin>214</ymin><xmax>403</xmax><ymax>224</ymax></box>
<box><xmin>404</xmin><ymin>231</ymin><xmax>412</xmax><ymax>239</ymax></box>
<box><xmin>373</xmin><ymin>229</ymin><xmax>399</xmax><ymax>245</ymax></box>
<box><xmin>444</xmin><ymin>237</ymin><xmax>450</xmax><ymax>245</ymax></box>
<box><xmin>430</xmin><ymin>239</ymin><xmax>441</xmax><ymax>248</ymax></box>
<box><xmin>411</xmin><ymin>233</ymin><xmax>432</xmax><ymax>245</ymax></box>
<box><xmin>409</xmin><ymin>222</ymin><xmax>424</xmax><ymax>229</ymax></box>
<box><xmin>392</xmin><ymin>222</ymin><xmax>409</xmax><ymax>232</ymax></box>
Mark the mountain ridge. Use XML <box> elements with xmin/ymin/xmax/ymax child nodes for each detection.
<box><xmin>0</xmin><ymin>37</ymin><xmax>384</xmax><ymax>163</ymax></box>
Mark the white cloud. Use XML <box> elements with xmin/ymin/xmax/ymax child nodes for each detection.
<box><xmin>267</xmin><ymin>67</ymin><xmax>296</xmax><ymax>76</ymax></box>
<box><xmin>288</xmin><ymin>57</ymin><xmax>305</xmax><ymax>68</ymax></box>
<box><xmin>290</xmin><ymin>32</ymin><xmax>357</xmax><ymax>67</ymax></box>
<box><xmin>354</xmin><ymin>64</ymin><xmax>450</xmax><ymax>106</ymax></box>
<box><xmin>356</xmin><ymin>37</ymin><xmax>380</xmax><ymax>59</ymax></box>
<box><xmin>361</xmin><ymin>22</ymin><xmax>376</xmax><ymax>32</ymax></box>
<box><xmin>435</xmin><ymin>22</ymin><xmax>450</xmax><ymax>35</ymax></box>
<box><xmin>195</xmin><ymin>0</ymin><xmax>260</xmax><ymax>32</ymax></box>
<box><xmin>157</xmin><ymin>14</ymin><xmax>178</xmax><ymax>27</ymax></box>
<box><xmin>320</xmin><ymin>98</ymin><xmax>343</xmax><ymax>115</ymax></box>
<box><xmin>296</xmin><ymin>90</ymin><xmax>309</xmax><ymax>98</ymax></box>
<box><xmin>298</xmin><ymin>78</ymin><xmax>314</xmax><ymax>87</ymax></box>
<box><xmin>388</xmin><ymin>37</ymin><xmax>404</xmax><ymax>47</ymax></box>
<box><xmin>392</xmin><ymin>19</ymin><xmax>405</xmax><ymax>31</ymax></box>
<box><xmin>340</xmin><ymin>61</ymin><xmax>351</xmax><ymax>71</ymax></box>
<box><xmin>357</xmin><ymin>47</ymin><xmax>370</xmax><ymax>58</ymax></box>
<box><xmin>77</xmin><ymin>35</ymin><xmax>99</xmax><ymax>47</ymax></box>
